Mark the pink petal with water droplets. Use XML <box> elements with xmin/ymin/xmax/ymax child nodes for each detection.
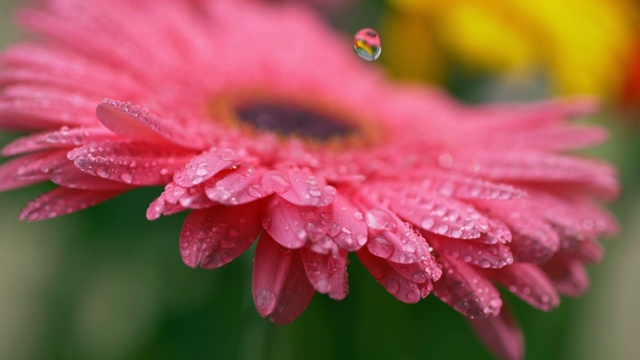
<box><xmin>465</xmin><ymin>122</ymin><xmax>608</xmax><ymax>152</ymax></box>
<box><xmin>146</xmin><ymin>193</ymin><xmax>167</xmax><ymax>221</ymax></box>
<box><xmin>13</xmin><ymin>150</ymin><xmax>69</xmax><ymax>182</ymax></box>
<box><xmin>50</xmin><ymin>161</ymin><xmax>134</xmax><ymax>190</ymax></box>
<box><xmin>252</xmin><ymin>233</ymin><xmax>315</xmax><ymax>324</ymax></box>
<box><xmin>263</xmin><ymin>168</ymin><xmax>337</xmax><ymax>207</ymax></box>
<box><xmin>0</xmin><ymin>45</ymin><xmax>144</xmax><ymax>97</ymax></box>
<box><xmin>180</xmin><ymin>204</ymin><xmax>260</xmax><ymax>269</ymax></box>
<box><xmin>69</xmin><ymin>140</ymin><xmax>192</xmax><ymax>185</ymax></box>
<box><xmin>205</xmin><ymin>165</ymin><xmax>270</xmax><ymax>205</ymax></box>
<box><xmin>414</xmin><ymin>171</ymin><xmax>527</xmax><ymax>200</ymax></box>
<box><xmin>468</xmin><ymin>307</ymin><xmax>524</xmax><ymax>360</ymax></box>
<box><xmin>0</xmin><ymin>152</ymin><xmax>53</xmax><ymax>190</ymax></box>
<box><xmin>146</xmin><ymin>193</ymin><xmax>188</xmax><ymax>220</ymax></box>
<box><xmin>541</xmin><ymin>256</ymin><xmax>589</xmax><ymax>297</ymax></box>
<box><xmin>572</xmin><ymin>240</ymin><xmax>604</xmax><ymax>263</ymax></box>
<box><xmin>326</xmin><ymin>196</ymin><xmax>368</xmax><ymax>251</ymax></box>
<box><xmin>389</xmin><ymin>190</ymin><xmax>501</xmax><ymax>242</ymax></box>
<box><xmin>490</xmin><ymin>203</ymin><xmax>560</xmax><ymax>263</ymax></box>
<box><xmin>451</xmin><ymin>151</ymin><xmax>618</xmax><ymax>199</ymax></box>
<box><xmin>433</xmin><ymin>255</ymin><xmax>502</xmax><ymax>319</ymax></box>
<box><xmin>388</xmin><ymin>256</ymin><xmax>442</xmax><ymax>285</ymax></box>
<box><xmin>19</xmin><ymin>187</ymin><xmax>124</xmax><ymax>221</ymax></box>
<box><xmin>357</xmin><ymin>249</ymin><xmax>430</xmax><ymax>303</ymax></box>
<box><xmin>2</xmin><ymin>126</ymin><xmax>117</xmax><ymax>156</ymax></box>
<box><xmin>96</xmin><ymin>100</ymin><xmax>178</xmax><ymax>144</ymax></box>
<box><xmin>96</xmin><ymin>99</ymin><xmax>217</xmax><ymax>150</ymax></box>
<box><xmin>487</xmin><ymin>264</ymin><xmax>559</xmax><ymax>311</ymax></box>
<box><xmin>300</xmin><ymin>247</ymin><xmax>348</xmax><ymax>300</ymax></box>
<box><xmin>365</xmin><ymin>208</ymin><xmax>432</xmax><ymax>264</ymax></box>
<box><xmin>0</xmin><ymin>97</ymin><xmax>96</xmax><ymax>131</ymax></box>
<box><xmin>430</xmin><ymin>237</ymin><xmax>514</xmax><ymax>269</ymax></box>
<box><xmin>265</xmin><ymin>196</ymin><xmax>332</xmax><ymax>250</ymax></box>
<box><xmin>173</xmin><ymin>147</ymin><xmax>237</xmax><ymax>188</ymax></box>
<box><xmin>162</xmin><ymin>182</ymin><xmax>216</xmax><ymax>210</ymax></box>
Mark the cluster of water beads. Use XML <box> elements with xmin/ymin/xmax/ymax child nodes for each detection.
<box><xmin>353</xmin><ymin>28</ymin><xmax>381</xmax><ymax>61</ymax></box>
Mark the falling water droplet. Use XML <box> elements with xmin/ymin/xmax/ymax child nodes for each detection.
<box><xmin>353</xmin><ymin>28</ymin><xmax>381</xmax><ymax>61</ymax></box>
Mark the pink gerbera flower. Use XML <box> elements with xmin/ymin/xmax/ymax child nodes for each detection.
<box><xmin>0</xmin><ymin>0</ymin><xmax>618</xmax><ymax>359</ymax></box>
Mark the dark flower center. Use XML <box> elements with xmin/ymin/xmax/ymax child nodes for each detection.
<box><xmin>234</xmin><ymin>102</ymin><xmax>356</xmax><ymax>141</ymax></box>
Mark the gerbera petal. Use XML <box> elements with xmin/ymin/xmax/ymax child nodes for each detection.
<box><xmin>468</xmin><ymin>307</ymin><xmax>524</xmax><ymax>360</ymax></box>
<box><xmin>433</xmin><ymin>255</ymin><xmax>502</xmax><ymax>319</ymax></box>
<box><xmin>357</xmin><ymin>249</ymin><xmax>429</xmax><ymax>303</ymax></box>
<box><xmin>431</xmin><ymin>237</ymin><xmax>514</xmax><ymax>269</ymax></box>
<box><xmin>180</xmin><ymin>204</ymin><xmax>260</xmax><ymax>269</ymax></box>
<box><xmin>572</xmin><ymin>239</ymin><xmax>604</xmax><ymax>264</ymax></box>
<box><xmin>389</xmin><ymin>190</ymin><xmax>510</xmax><ymax>243</ymax></box>
<box><xmin>19</xmin><ymin>187</ymin><xmax>124</xmax><ymax>221</ymax></box>
<box><xmin>95</xmin><ymin>100</ymin><xmax>174</xmax><ymax>144</ymax></box>
<box><xmin>252</xmin><ymin>233</ymin><xmax>315</xmax><ymax>324</ymax></box>
<box><xmin>326</xmin><ymin>196</ymin><xmax>368</xmax><ymax>251</ymax></box>
<box><xmin>387</xmin><ymin>257</ymin><xmax>442</xmax><ymax>285</ymax></box>
<box><xmin>173</xmin><ymin>147</ymin><xmax>238</xmax><ymax>188</ymax></box>
<box><xmin>416</xmin><ymin>171</ymin><xmax>527</xmax><ymax>200</ymax></box>
<box><xmin>365</xmin><ymin>208</ymin><xmax>432</xmax><ymax>264</ymax></box>
<box><xmin>68</xmin><ymin>140</ymin><xmax>191</xmax><ymax>185</ymax></box>
<box><xmin>451</xmin><ymin>151</ymin><xmax>618</xmax><ymax>198</ymax></box>
<box><xmin>205</xmin><ymin>165</ymin><xmax>270</xmax><ymax>205</ymax></box>
<box><xmin>300</xmin><ymin>247</ymin><xmax>348</xmax><ymax>300</ymax></box>
<box><xmin>96</xmin><ymin>99</ymin><xmax>218</xmax><ymax>150</ymax></box>
<box><xmin>0</xmin><ymin>45</ymin><xmax>143</xmax><ymax>97</ymax></box>
<box><xmin>13</xmin><ymin>150</ymin><xmax>69</xmax><ymax>182</ymax></box>
<box><xmin>264</xmin><ymin>196</ymin><xmax>332</xmax><ymax>250</ymax></box>
<box><xmin>272</xmin><ymin>167</ymin><xmax>337</xmax><ymax>207</ymax></box>
<box><xmin>487</xmin><ymin>264</ymin><xmax>560</xmax><ymax>311</ymax></box>
<box><xmin>0</xmin><ymin>152</ymin><xmax>53</xmax><ymax>190</ymax></box>
<box><xmin>162</xmin><ymin>182</ymin><xmax>215</xmax><ymax>210</ymax></box>
<box><xmin>489</xmin><ymin>202</ymin><xmax>560</xmax><ymax>263</ymax></box>
<box><xmin>147</xmin><ymin>192</ymin><xmax>189</xmax><ymax>221</ymax></box>
<box><xmin>50</xmin><ymin>161</ymin><xmax>134</xmax><ymax>190</ymax></box>
<box><xmin>540</xmin><ymin>256</ymin><xmax>590</xmax><ymax>297</ymax></box>
<box><xmin>0</xmin><ymin>98</ymin><xmax>94</xmax><ymax>130</ymax></box>
<box><xmin>2</xmin><ymin>125</ymin><xmax>116</xmax><ymax>156</ymax></box>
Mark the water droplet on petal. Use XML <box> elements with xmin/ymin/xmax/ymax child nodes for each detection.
<box><xmin>119</xmin><ymin>172</ymin><xmax>133</xmax><ymax>184</ymax></box>
<box><xmin>353</xmin><ymin>28</ymin><xmax>381</xmax><ymax>61</ymax></box>
<box><xmin>248</xmin><ymin>184</ymin><xmax>265</xmax><ymax>198</ymax></box>
<box><xmin>365</xmin><ymin>209</ymin><xmax>397</xmax><ymax>232</ymax></box>
<box><xmin>196</xmin><ymin>168</ymin><xmax>208</xmax><ymax>176</ymax></box>
<box><xmin>386</xmin><ymin>279</ymin><xmax>400</xmax><ymax>294</ymax></box>
<box><xmin>256</xmin><ymin>290</ymin><xmax>277</xmax><ymax>315</ymax></box>
<box><xmin>96</xmin><ymin>168</ymin><xmax>109</xmax><ymax>178</ymax></box>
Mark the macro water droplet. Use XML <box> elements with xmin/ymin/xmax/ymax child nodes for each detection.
<box><xmin>119</xmin><ymin>172</ymin><xmax>133</xmax><ymax>184</ymax></box>
<box><xmin>353</xmin><ymin>28</ymin><xmax>381</xmax><ymax>61</ymax></box>
<box><xmin>248</xmin><ymin>184</ymin><xmax>264</xmax><ymax>198</ymax></box>
<box><xmin>365</xmin><ymin>209</ymin><xmax>397</xmax><ymax>232</ymax></box>
<box><xmin>385</xmin><ymin>279</ymin><xmax>400</xmax><ymax>294</ymax></box>
<box><xmin>256</xmin><ymin>290</ymin><xmax>277</xmax><ymax>315</ymax></box>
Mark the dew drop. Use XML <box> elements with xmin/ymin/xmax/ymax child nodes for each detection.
<box><xmin>119</xmin><ymin>172</ymin><xmax>133</xmax><ymax>184</ymax></box>
<box><xmin>353</xmin><ymin>28</ymin><xmax>381</xmax><ymax>61</ymax></box>
<box><xmin>365</xmin><ymin>209</ymin><xmax>397</xmax><ymax>232</ymax></box>
<box><xmin>248</xmin><ymin>184</ymin><xmax>264</xmax><ymax>198</ymax></box>
<box><xmin>385</xmin><ymin>279</ymin><xmax>400</xmax><ymax>294</ymax></box>
<box><xmin>421</xmin><ymin>217</ymin><xmax>435</xmax><ymax>230</ymax></box>
<box><xmin>196</xmin><ymin>168</ymin><xmax>208</xmax><ymax>177</ymax></box>
<box><xmin>96</xmin><ymin>168</ymin><xmax>109</xmax><ymax>178</ymax></box>
<box><xmin>256</xmin><ymin>290</ymin><xmax>277</xmax><ymax>315</ymax></box>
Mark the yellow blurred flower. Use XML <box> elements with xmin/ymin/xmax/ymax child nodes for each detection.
<box><xmin>384</xmin><ymin>0</ymin><xmax>640</xmax><ymax>99</ymax></box>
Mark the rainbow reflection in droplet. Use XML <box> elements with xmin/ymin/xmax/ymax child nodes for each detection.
<box><xmin>353</xmin><ymin>28</ymin><xmax>381</xmax><ymax>61</ymax></box>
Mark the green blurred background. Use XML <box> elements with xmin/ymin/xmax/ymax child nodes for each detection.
<box><xmin>1</xmin><ymin>0</ymin><xmax>639</xmax><ymax>359</ymax></box>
